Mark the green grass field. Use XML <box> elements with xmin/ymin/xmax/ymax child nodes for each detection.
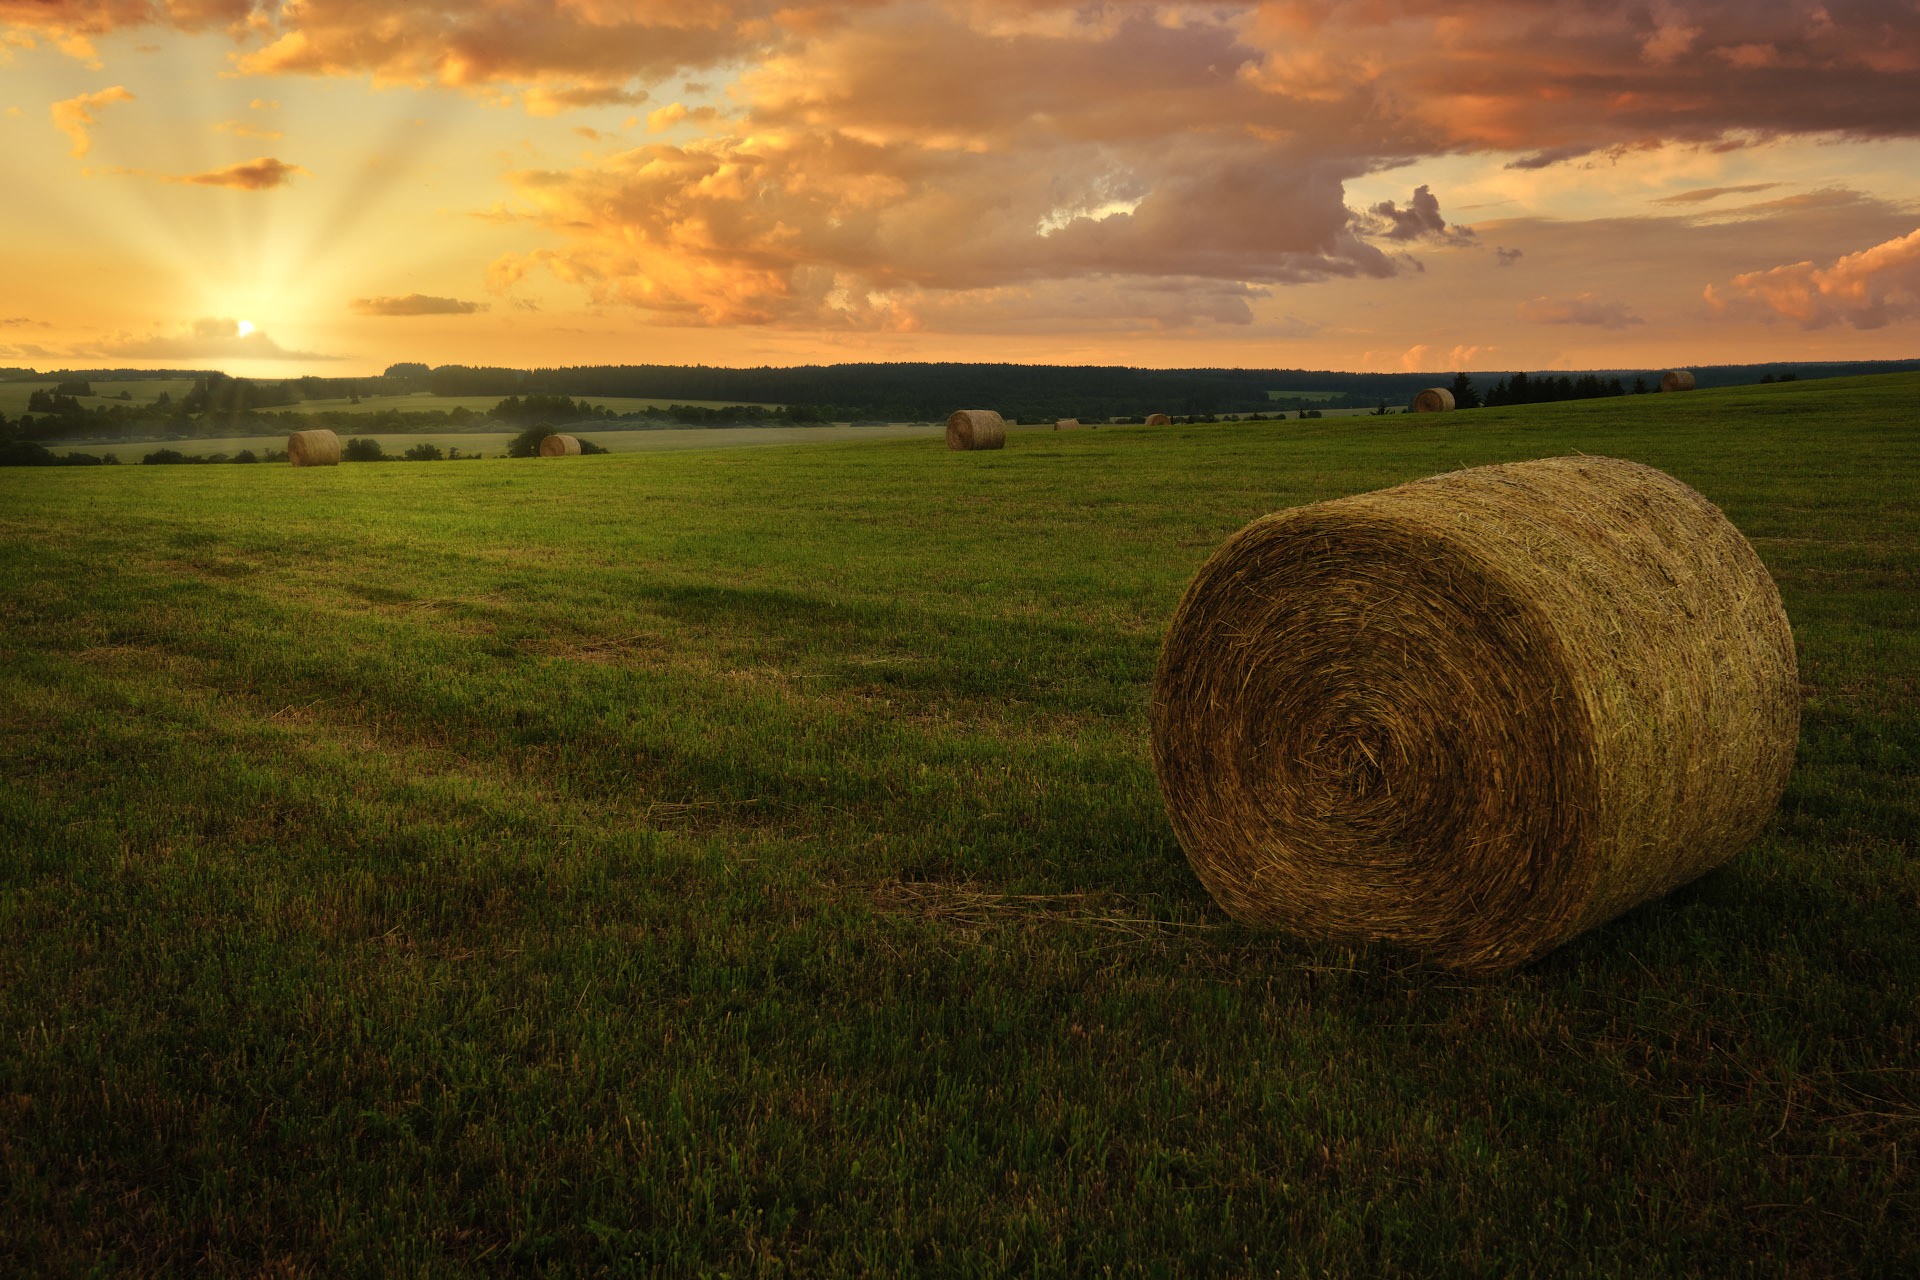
<box><xmin>2</xmin><ymin>375</ymin><xmax>1914</xmax><ymax>1273</ymax></box>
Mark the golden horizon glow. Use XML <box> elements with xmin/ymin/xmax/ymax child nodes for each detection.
<box><xmin>3</xmin><ymin>3</ymin><xmax>1917</xmax><ymax>378</ymax></box>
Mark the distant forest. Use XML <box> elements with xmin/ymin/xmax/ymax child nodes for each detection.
<box><xmin>3</xmin><ymin>357</ymin><xmax>1918</xmax><ymax>443</ymax></box>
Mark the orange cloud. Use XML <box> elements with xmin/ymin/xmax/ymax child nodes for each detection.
<box><xmin>1708</xmin><ymin>228</ymin><xmax>1920</xmax><ymax>330</ymax></box>
<box><xmin>49</xmin><ymin>85</ymin><xmax>133</xmax><ymax>158</ymax></box>
<box><xmin>350</xmin><ymin>294</ymin><xmax>489</xmax><ymax>316</ymax></box>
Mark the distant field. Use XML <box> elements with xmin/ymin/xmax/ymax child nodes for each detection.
<box><xmin>0</xmin><ymin>384</ymin><xmax>775</xmax><ymax>418</ymax></box>
<box><xmin>2</xmin><ymin>375</ymin><xmax>1914</xmax><ymax>1273</ymax></box>
<box><xmin>287</xmin><ymin>392</ymin><xmax>781</xmax><ymax>415</ymax></box>
<box><xmin>59</xmin><ymin>423</ymin><xmax>947</xmax><ymax>461</ymax></box>
<box><xmin>0</xmin><ymin>379</ymin><xmax>197</xmax><ymax>415</ymax></box>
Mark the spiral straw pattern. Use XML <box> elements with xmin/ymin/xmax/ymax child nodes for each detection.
<box><xmin>1150</xmin><ymin>456</ymin><xmax>1799</xmax><ymax>971</ymax></box>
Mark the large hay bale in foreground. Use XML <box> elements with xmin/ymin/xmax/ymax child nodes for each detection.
<box><xmin>1150</xmin><ymin>456</ymin><xmax>1798</xmax><ymax>972</ymax></box>
<box><xmin>539</xmin><ymin>433</ymin><xmax>582</xmax><ymax>457</ymax></box>
<box><xmin>946</xmin><ymin>409</ymin><xmax>1006</xmax><ymax>451</ymax></box>
<box><xmin>1145</xmin><ymin>413</ymin><xmax>1173</xmax><ymax>427</ymax></box>
<box><xmin>287</xmin><ymin>428</ymin><xmax>341</xmax><ymax>468</ymax></box>
<box><xmin>1055</xmin><ymin>418</ymin><xmax>1081</xmax><ymax>431</ymax></box>
<box><xmin>1661</xmin><ymin>370</ymin><xmax>1696</xmax><ymax>392</ymax></box>
<box><xmin>1413</xmin><ymin>387</ymin><xmax>1455</xmax><ymax>413</ymax></box>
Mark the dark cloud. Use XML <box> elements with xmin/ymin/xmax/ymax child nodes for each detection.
<box><xmin>1516</xmin><ymin>294</ymin><xmax>1645</xmax><ymax>329</ymax></box>
<box><xmin>1655</xmin><ymin>183</ymin><xmax>1786</xmax><ymax>205</ymax></box>
<box><xmin>176</xmin><ymin>156</ymin><xmax>307</xmax><ymax>189</ymax></box>
<box><xmin>350</xmin><ymin>294</ymin><xmax>489</xmax><ymax>316</ymax></box>
<box><xmin>1363</xmin><ymin>185</ymin><xmax>1475</xmax><ymax>244</ymax></box>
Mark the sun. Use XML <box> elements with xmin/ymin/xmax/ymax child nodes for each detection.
<box><xmin>236</xmin><ymin>319</ymin><xmax>256</xmax><ymax>338</ymax></box>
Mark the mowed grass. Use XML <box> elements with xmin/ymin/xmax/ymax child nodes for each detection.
<box><xmin>1</xmin><ymin>375</ymin><xmax>1915</xmax><ymax>1274</ymax></box>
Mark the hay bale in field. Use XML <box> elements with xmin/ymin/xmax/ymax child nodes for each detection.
<box><xmin>1660</xmin><ymin>370</ymin><xmax>1696</xmax><ymax>392</ymax></box>
<box><xmin>1413</xmin><ymin>387</ymin><xmax>1455</xmax><ymax>413</ymax></box>
<box><xmin>1150</xmin><ymin>455</ymin><xmax>1798</xmax><ymax>972</ymax></box>
<box><xmin>946</xmin><ymin>409</ymin><xmax>1006</xmax><ymax>451</ymax></box>
<box><xmin>287</xmin><ymin>428</ymin><xmax>341</xmax><ymax>468</ymax></box>
<box><xmin>1145</xmin><ymin>413</ymin><xmax>1173</xmax><ymax>427</ymax></box>
<box><xmin>1055</xmin><ymin>418</ymin><xmax>1081</xmax><ymax>431</ymax></box>
<box><xmin>540</xmin><ymin>433</ymin><xmax>582</xmax><ymax>457</ymax></box>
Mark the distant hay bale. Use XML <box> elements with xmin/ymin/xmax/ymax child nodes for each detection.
<box><xmin>1145</xmin><ymin>413</ymin><xmax>1173</xmax><ymax>427</ymax></box>
<box><xmin>287</xmin><ymin>428</ymin><xmax>340</xmax><ymax>468</ymax></box>
<box><xmin>1055</xmin><ymin>418</ymin><xmax>1081</xmax><ymax>431</ymax></box>
<box><xmin>539</xmin><ymin>433</ymin><xmax>582</xmax><ymax>457</ymax></box>
<box><xmin>946</xmin><ymin>409</ymin><xmax>1006</xmax><ymax>451</ymax></box>
<box><xmin>1660</xmin><ymin>370</ymin><xmax>1696</xmax><ymax>392</ymax></box>
<box><xmin>1413</xmin><ymin>387</ymin><xmax>1456</xmax><ymax>413</ymax></box>
<box><xmin>1150</xmin><ymin>456</ymin><xmax>1799</xmax><ymax>972</ymax></box>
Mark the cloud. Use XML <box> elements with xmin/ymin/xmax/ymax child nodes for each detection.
<box><xmin>1707</xmin><ymin>228</ymin><xmax>1920</xmax><ymax>329</ymax></box>
<box><xmin>96</xmin><ymin>317</ymin><xmax>341</xmax><ymax>361</ymax></box>
<box><xmin>1505</xmin><ymin>146</ymin><xmax>1597</xmax><ymax>172</ymax></box>
<box><xmin>1495</xmin><ymin>247</ymin><xmax>1524</xmax><ymax>267</ymax></box>
<box><xmin>1</xmin><ymin>316</ymin><xmax>48</xmax><ymax>327</ymax></box>
<box><xmin>49</xmin><ymin>85</ymin><xmax>133</xmax><ymax>158</ymax></box>
<box><xmin>1516</xmin><ymin>294</ymin><xmax>1645</xmax><ymax>329</ymax></box>
<box><xmin>1362</xmin><ymin>185</ymin><xmax>1475</xmax><ymax>244</ymax></box>
<box><xmin>350</xmin><ymin>293</ymin><xmax>489</xmax><ymax>316</ymax></box>
<box><xmin>1655</xmin><ymin>183</ymin><xmax>1785</xmax><ymax>205</ymax></box>
<box><xmin>174</xmin><ymin>156</ymin><xmax>307</xmax><ymax>189</ymax></box>
<box><xmin>18</xmin><ymin>1</ymin><xmax>1920</xmax><ymax>343</ymax></box>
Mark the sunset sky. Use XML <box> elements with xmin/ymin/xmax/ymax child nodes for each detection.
<box><xmin>3</xmin><ymin>1</ymin><xmax>1918</xmax><ymax>377</ymax></box>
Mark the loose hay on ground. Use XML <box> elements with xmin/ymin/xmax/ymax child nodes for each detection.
<box><xmin>1149</xmin><ymin>455</ymin><xmax>1800</xmax><ymax>972</ymax></box>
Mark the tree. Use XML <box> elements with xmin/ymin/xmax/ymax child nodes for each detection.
<box><xmin>403</xmin><ymin>441</ymin><xmax>444</xmax><ymax>461</ymax></box>
<box><xmin>1448</xmin><ymin>371</ymin><xmax>1481</xmax><ymax>410</ymax></box>
<box><xmin>343</xmin><ymin>437</ymin><xmax>385</xmax><ymax>462</ymax></box>
<box><xmin>506</xmin><ymin>425</ymin><xmax>555</xmax><ymax>458</ymax></box>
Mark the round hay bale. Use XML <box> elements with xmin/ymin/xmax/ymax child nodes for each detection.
<box><xmin>946</xmin><ymin>409</ymin><xmax>1006</xmax><ymax>451</ymax></box>
<box><xmin>1145</xmin><ymin>413</ymin><xmax>1173</xmax><ymax>427</ymax></box>
<box><xmin>287</xmin><ymin>428</ymin><xmax>341</xmax><ymax>468</ymax></box>
<box><xmin>1055</xmin><ymin>418</ymin><xmax>1081</xmax><ymax>431</ymax></box>
<box><xmin>539</xmin><ymin>433</ymin><xmax>582</xmax><ymax>457</ymax></box>
<box><xmin>1150</xmin><ymin>455</ymin><xmax>1798</xmax><ymax>972</ymax></box>
<box><xmin>1660</xmin><ymin>370</ymin><xmax>1696</xmax><ymax>392</ymax></box>
<box><xmin>1413</xmin><ymin>387</ymin><xmax>1456</xmax><ymax>413</ymax></box>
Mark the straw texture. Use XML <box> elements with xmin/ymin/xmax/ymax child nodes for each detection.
<box><xmin>1145</xmin><ymin>413</ymin><xmax>1173</xmax><ymax>427</ymax></box>
<box><xmin>287</xmin><ymin>429</ymin><xmax>341</xmax><ymax>468</ymax></box>
<box><xmin>540</xmin><ymin>433</ymin><xmax>582</xmax><ymax>457</ymax></box>
<box><xmin>1055</xmin><ymin>418</ymin><xmax>1082</xmax><ymax>431</ymax></box>
<box><xmin>1661</xmin><ymin>370</ymin><xmax>1696</xmax><ymax>392</ymax></box>
<box><xmin>946</xmin><ymin>410</ymin><xmax>1006</xmax><ymax>451</ymax></box>
<box><xmin>1413</xmin><ymin>387</ymin><xmax>1456</xmax><ymax>413</ymax></box>
<box><xmin>1150</xmin><ymin>456</ymin><xmax>1799</xmax><ymax>971</ymax></box>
